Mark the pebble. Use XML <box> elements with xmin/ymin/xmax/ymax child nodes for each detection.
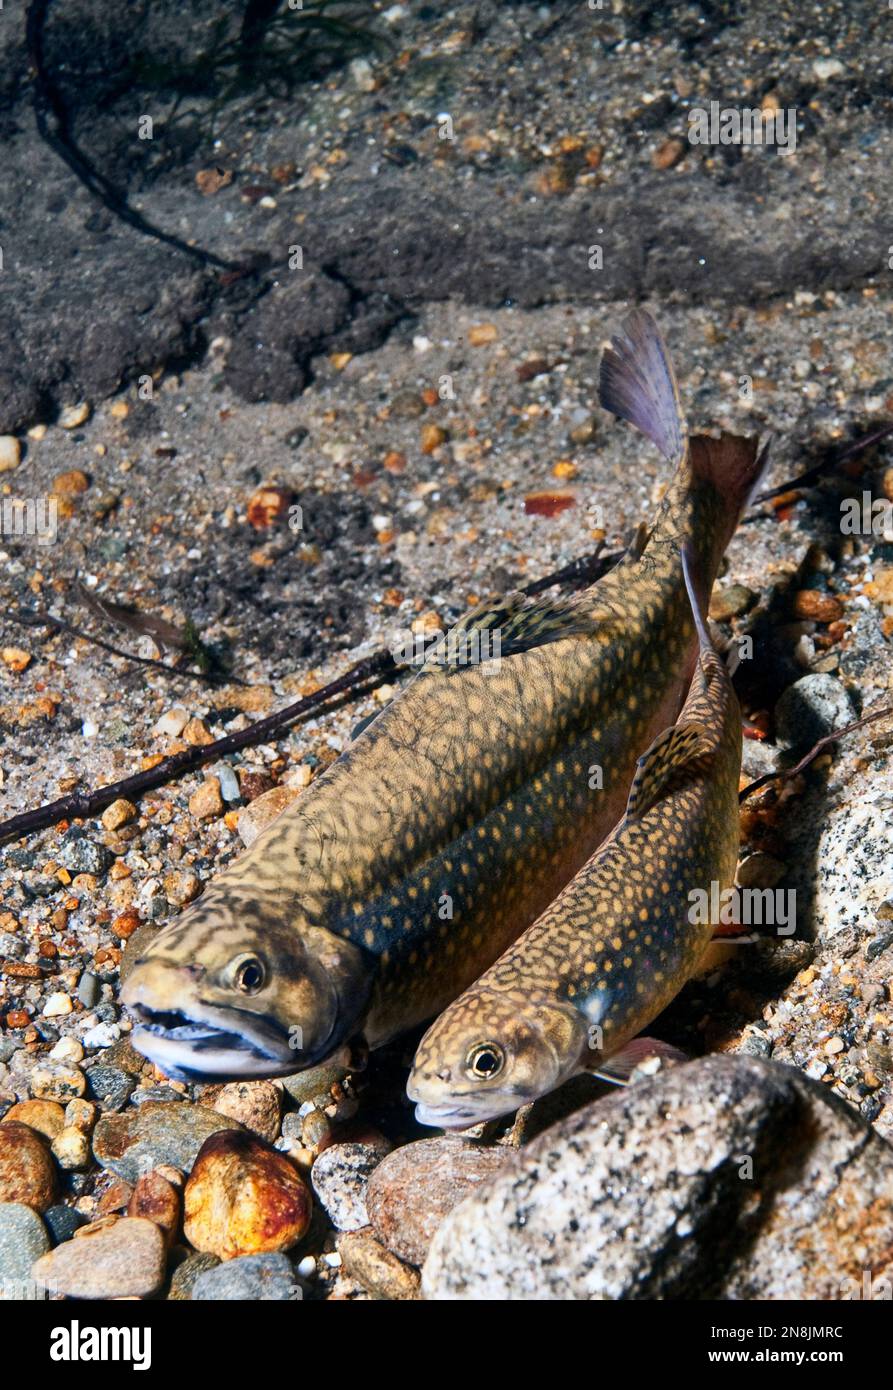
<box><xmin>652</xmin><ymin>136</ymin><xmax>686</xmax><ymax>169</ymax></box>
<box><xmin>0</xmin><ymin>1203</ymin><xmax>50</xmax><ymax>1298</ymax></box>
<box><xmin>31</xmin><ymin>1062</ymin><xmax>86</xmax><ymax>1103</ymax></box>
<box><xmin>58</xmin><ymin>403</ymin><xmax>91</xmax><ymax>429</ymax></box>
<box><xmin>774</xmin><ymin>673</ymin><xmax>856</xmax><ymax>748</ymax></box>
<box><xmin>189</xmin><ymin>776</ymin><xmax>224</xmax><ymax>820</ymax></box>
<box><xmin>2</xmin><ymin>1099</ymin><xmax>65</xmax><ymax>1141</ymax></box>
<box><xmin>51</xmin><ymin>1036</ymin><xmax>84</xmax><ymax>1064</ymax></box>
<box><xmin>127</xmin><ymin>1169</ymin><xmax>180</xmax><ymax>1246</ymax></box>
<box><xmin>813</xmin><ymin>57</ymin><xmax>845</xmax><ymax>80</ymax></box>
<box><xmin>212</xmin><ymin>1081</ymin><xmax>281</xmax><ymax>1143</ymax></box>
<box><xmin>56</xmin><ymin>836</ymin><xmax>113</xmax><ymax>877</ymax></box>
<box><xmin>709</xmin><ymin>584</ymin><xmax>756</xmax><ymax>621</ymax></box>
<box><xmin>183</xmin><ymin>1130</ymin><xmax>311</xmax><ymax>1259</ymax></box>
<box><xmin>163</xmin><ymin>869</ymin><xmax>202</xmax><ymax>906</ymax></box>
<box><xmin>43</xmin><ymin>1203</ymin><xmax>84</xmax><ymax>1245</ymax></box>
<box><xmin>237</xmin><ymin>785</ymin><xmax>302</xmax><ymax>848</ymax></box>
<box><xmin>101</xmin><ymin>798</ymin><xmax>137</xmax><ymax>831</ymax></box>
<box><xmin>168</xmin><ymin>1251</ymin><xmax>220</xmax><ymax>1299</ymax></box>
<box><xmin>367</xmin><ymin>1137</ymin><xmax>509</xmax><ymax>1266</ymax></box>
<box><xmin>32</xmin><ymin>1216</ymin><xmax>165</xmax><ymax>1299</ymax></box>
<box><xmin>42</xmin><ymin>991</ymin><xmax>73</xmax><ymax>1018</ymax></box>
<box><xmin>0</xmin><ymin>1123</ymin><xmax>58</xmax><ymax>1211</ymax></box>
<box><xmin>0</xmin><ymin>436</ymin><xmax>21</xmax><ymax>472</ymax></box>
<box><xmin>51</xmin><ymin>1127</ymin><xmax>91</xmax><ymax>1170</ymax></box>
<box><xmin>153</xmin><ymin>707</ymin><xmax>189</xmax><ymax>738</ymax></box>
<box><xmin>77</xmin><ymin>972</ymin><xmax>101</xmax><ymax>1008</ymax></box>
<box><xmin>86</xmin><ymin>1064</ymin><xmax>135</xmax><ymax>1112</ymax></box>
<box><xmin>792</xmin><ymin>589</ymin><xmax>844</xmax><ymax>623</ymax></box>
<box><xmin>64</xmin><ymin>1099</ymin><xmax>98</xmax><ymax>1133</ymax></box>
<box><xmin>93</xmin><ymin>1102</ymin><xmax>242</xmax><ymax>1184</ymax></box>
<box><xmin>192</xmin><ymin>1252</ymin><xmax>298</xmax><ymax>1301</ymax></box>
<box><xmin>736</xmin><ymin>852</ymin><xmax>787</xmax><ymax>890</ymax></box>
<box><xmin>311</xmin><ymin>1139</ymin><xmax>392</xmax><ymax>1232</ymax></box>
<box><xmin>337</xmin><ymin>1229</ymin><xmax>421</xmax><ymax>1300</ymax></box>
<box><xmin>214</xmin><ymin>764</ymin><xmax>241</xmax><ymax>802</ymax></box>
<box><xmin>50</xmin><ymin>468</ymin><xmax>89</xmax><ymax>497</ymax></box>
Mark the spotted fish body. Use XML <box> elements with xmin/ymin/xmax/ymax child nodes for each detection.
<box><xmin>122</xmin><ymin>312</ymin><xmax>762</xmax><ymax>1082</ymax></box>
<box><xmin>407</xmin><ymin>549</ymin><xmax>743</xmax><ymax>1129</ymax></box>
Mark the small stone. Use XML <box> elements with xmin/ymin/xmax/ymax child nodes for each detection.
<box><xmin>127</xmin><ymin>1169</ymin><xmax>180</xmax><ymax>1246</ymax></box>
<box><xmin>101</xmin><ymin>798</ymin><xmax>137</xmax><ymax>832</ymax></box>
<box><xmin>56</xmin><ymin>836</ymin><xmax>113</xmax><ymax>877</ymax></box>
<box><xmin>237</xmin><ymin>785</ymin><xmax>302</xmax><ymax>848</ymax></box>
<box><xmin>33</xmin><ymin>1217</ymin><xmax>165</xmax><ymax>1299</ymax></box>
<box><xmin>93</xmin><ymin>1102</ymin><xmax>241</xmax><ymax>1184</ymax></box>
<box><xmin>182</xmin><ymin>717</ymin><xmax>214</xmax><ymax>746</ymax></box>
<box><xmin>31</xmin><ymin>1063</ymin><xmax>85</xmax><ymax>1103</ymax></box>
<box><xmin>168</xmin><ymin>1251</ymin><xmax>220</xmax><ymax>1299</ymax></box>
<box><xmin>214</xmin><ymin>764</ymin><xmax>241</xmax><ymax>802</ymax></box>
<box><xmin>0</xmin><ymin>436</ymin><xmax>21</xmax><ymax>472</ymax></box>
<box><xmin>246</xmin><ymin>485</ymin><xmax>293</xmax><ymax>530</ymax></box>
<box><xmin>77</xmin><ymin>972</ymin><xmax>101</xmax><ymax>1008</ymax></box>
<box><xmin>58</xmin><ymin>403</ymin><xmax>91</xmax><ymax>430</ymax></box>
<box><xmin>652</xmin><ymin>137</ymin><xmax>686</xmax><ymax>169</ymax></box>
<box><xmin>86</xmin><ymin>1065</ymin><xmax>135</xmax><ymax>1112</ymax></box>
<box><xmin>337</xmin><ymin>1229</ymin><xmax>421</xmax><ymax>1300</ymax></box>
<box><xmin>238</xmin><ymin>769</ymin><xmax>275</xmax><ymax>801</ymax></box>
<box><xmin>163</xmin><ymin>870</ymin><xmax>202</xmax><ymax>907</ymax></box>
<box><xmin>2</xmin><ymin>1099</ymin><xmax>65</xmax><ymax>1141</ymax></box>
<box><xmin>824</xmin><ymin>1037</ymin><xmax>846</xmax><ymax>1056</ymax></box>
<box><xmin>195</xmin><ymin>166</ymin><xmax>233</xmax><ymax>195</ymax></box>
<box><xmin>420</xmin><ymin>424</ymin><xmax>448</xmax><ymax>454</ymax></box>
<box><xmin>367</xmin><ymin>1137</ymin><xmax>509</xmax><ymax>1266</ymax></box>
<box><xmin>709</xmin><ymin>584</ymin><xmax>756</xmax><ymax>621</ymax></box>
<box><xmin>280</xmin><ymin>1047</ymin><xmax>353</xmax><ymax>1106</ymax></box>
<box><xmin>50</xmin><ymin>1036</ymin><xmax>84</xmax><ymax>1064</ymax></box>
<box><xmin>64</xmin><ymin>1099</ymin><xmax>98</xmax><ymax>1134</ymax></box>
<box><xmin>212</xmin><ymin>1081</ymin><xmax>281</xmax><ymax>1143</ymax></box>
<box><xmin>184</xmin><ymin>1130</ymin><xmax>311</xmax><ymax>1259</ymax></box>
<box><xmin>1</xmin><ymin>647</ymin><xmax>30</xmax><ymax>673</ymax></box>
<box><xmin>153</xmin><ymin>707</ymin><xmax>189</xmax><ymax>738</ymax></box>
<box><xmin>43</xmin><ymin>1203</ymin><xmax>84</xmax><ymax>1245</ymax></box>
<box><xmin>111</xmin><ymin>909</ymin><xmax>142</xmax><ymax>940</ymax></box>
<box><xmin>51</xmin><ymin>1127</ymin><xmax>91</xmax><ymax>1171</ymax></box>
<box><xmin>0</xmin><ymin>1202</ymin><xmax>50</xmax><ymax>1298</ymax></box>
<box><xmin>192</xmin><ymin>1251</ymin><xmax>297</xmax><ymax>1300</ymax></box>
<box><xmin>813</xmin><ymin>58</ymin><xmax>845</xmax><ymax>80</ymax></box>
<box><xmin>736</xmin><ymin>852</ymin><xmax>787</xmax><ymax>890</ymax></box>
<box><xmin>189</xmin><ymin>776</ymin><xmax>224</xmax><ymax>820</ymax></box>
<box><xmin>792</xmin><ymin>590</ymin><xmax>844</xmax><ymax>623</ymax></box>
<box><xmin>42</xmin><ymin>992</ymin><xmax>73</xmax><ymax>1018</ymax></box>
<box><xmin>0</xmin><ymin>1123</ymin><xmax>58</xmax><ymax>1211</ymax></box>
<box><xmin>467</xmin><ymin>323</ymin><xmax>499</xmax><ymax>346</ymax></box>
<box><xmin>50</xmin><ymin>469</ymin><xmax>89</xmax><ymax>501</ymax></box>
<box><xmin>311</xmin><ymin>1139</ymin><xmax>392</xmax><ymax>1233</ymax></box>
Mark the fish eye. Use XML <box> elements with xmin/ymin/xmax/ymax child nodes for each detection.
<box><xmin>228</xmin><ymin>954</ymin><xmax>266</xmax><ymax>994</ymax></box>
<box><xmin>465</xmin><ymin>1041</ymin><xmax>506</xmax><ymax>1080</ymax></box>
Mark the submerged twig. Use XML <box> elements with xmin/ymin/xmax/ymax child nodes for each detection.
<box><xmin>9</xmin><ymin>609</ymin><xmax>234</xmax><ymax>687</ymax></box>
<box><xmin>739</xmin><ymin>702</ymin><xmax>893</xmax><ymax>802</ymax></box>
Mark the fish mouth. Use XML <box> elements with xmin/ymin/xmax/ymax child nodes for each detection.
<box><xmin>128</xmin><ymin>1002</ymin><xmax>294</xmax><ymax>1081</ymax></box>
<box><xmin>413</xmin><ymin>1099</ymin><xmax>506</xmax><ymax>1130</ymax></box>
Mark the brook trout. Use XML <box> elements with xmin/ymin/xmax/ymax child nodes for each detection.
<box><xmin>407</xmin><ymin>546</ymin><xmax>743</xmax><ymax>1128</ymax></box>
<box><xmin>122</xmin><ymin>311</ymin><xmax>762</xmax><ymax>1081</ymax></box>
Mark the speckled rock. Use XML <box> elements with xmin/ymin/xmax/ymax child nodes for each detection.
<box><xmin>0</xmin><ymin>1203</ymin><xmax>50</xmax><ymax>1299</ymax></box>
<box><xmin>32</xmin><ymin>1216</ymin><xmax>166</xmax><ymax>1299</ymax></box>
<box><xmin>192</xmin><ymin>1251</ymin><xmax>298</xmax><ymax>1300</ymax></box>
<box><xmin>310</xmin><ymin>1138</ymin><xmax>391</xmax><ymax>1233</ymax></box>
<box><xmin>30</xmin><ymin>1063</ymin><xmax>86</xmax><ymax>1103</ymax></box>
<box><xmin>422</xmin><ymin>1057</ymin><xmax>893</xmax><ymax>1300</ymax></box>
<box><xmin>211</xmin><ymin>1080</ymin><xmax>281</xmax><ymax>1143</ymax></box>
<box><xmin>168</xmin><ymin>1251</ymin><xmax>220</xmax><ymax>1300</ymax></box>
<box><xmin>0</xmin><ymin>1123</ymin><xmax>58</xmax><ymax>1212</ymax></box>
<box><xmin>280</xmin><ymin>1046</ymin><xmax>352</xmax><ymax>1106</ymax></box>
<box><xmin>367</xmin><ymin>1137</ymin><xmax>509</xmax><ymax>1267</ymax></box>
<box><xmin>337</xmin><ymin>1229</ymin><xmax>421</xmax><ymax>1300</ymax></box>
<box><xmin>183</xmin><ymin>1129</ymin><xmax>311</xmax><ymax>1259</ymax></box>
<box><xmin>93</xmin><ymin>1102</ymin><xmax>242</xmax><ymax>1184</ymax></box>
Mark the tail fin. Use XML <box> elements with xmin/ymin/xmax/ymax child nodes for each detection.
<box><xmin>599</xmin><ymin>309</ymin><xmax>688</xmax><ymax>468</ymax></box>
<box><xmin>689</xmin><ymin>433</ymin><xmax>772</xmax><ymax>546</ymax></box>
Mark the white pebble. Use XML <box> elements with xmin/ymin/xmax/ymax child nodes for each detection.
<box><xmin>297</xmin><ymin>1256</ymin><xmax>316</xmax><ymax>1279</ymax></box>
<box><xmin>0</xmin><ymin>436</ymin><xmax>21</xmax><ymax>472</ymax></box>
<box><xmin>43</xmin><ymin>992</ymin><xmax>73</xmax><ymax>1018</ymax></box>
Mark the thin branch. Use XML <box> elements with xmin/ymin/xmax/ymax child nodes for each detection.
<box><xmin>754</xmin><ymin>423</ymin><xmax>893</xmax><ymax>504</ymax></box>
<box><xmin>739</xmin><ymin>702</ymin><xmax>893</xmax><ymax>803</ymax></box>
<box><xmin>9</xmin><ymin>609</ymin><xmax>235</xmax><ymax>686</ymax></box>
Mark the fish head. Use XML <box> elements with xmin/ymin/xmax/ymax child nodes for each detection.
<box><xmin>120</xmin><ymin>889</ymin><xmax>371</xmax><ymax>1081</ymax></box>
<box><xmin>407</xmin><ymin>987</ymin><xmax>588</xmax><ymax>1129</ymax></box>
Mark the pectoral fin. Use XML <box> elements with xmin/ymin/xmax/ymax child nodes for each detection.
<box><xmin>624</xmin><ymin>721</ymin><xmax>712</xmax><ymax>821</ymax></box>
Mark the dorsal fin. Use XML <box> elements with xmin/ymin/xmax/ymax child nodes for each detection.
<box><xmin>624</xmin><ymin>721</ymin><xmax>711</xmax><ymax>821</ymax></box>
<box><xmin>599</xmin><ymin>309</ymin><xmax>688</xmax><ymax>466</ymax></box>
<box><xmin>422</xmin><ymin>590</ymin><xmax>603</xmax><ymax>671</ymax></box>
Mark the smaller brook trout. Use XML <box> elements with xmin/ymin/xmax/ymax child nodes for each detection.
<box><xmin>407</xmin><ymin>547</ymin><xmax>744</xmax><ymax>1129</ymax></box>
